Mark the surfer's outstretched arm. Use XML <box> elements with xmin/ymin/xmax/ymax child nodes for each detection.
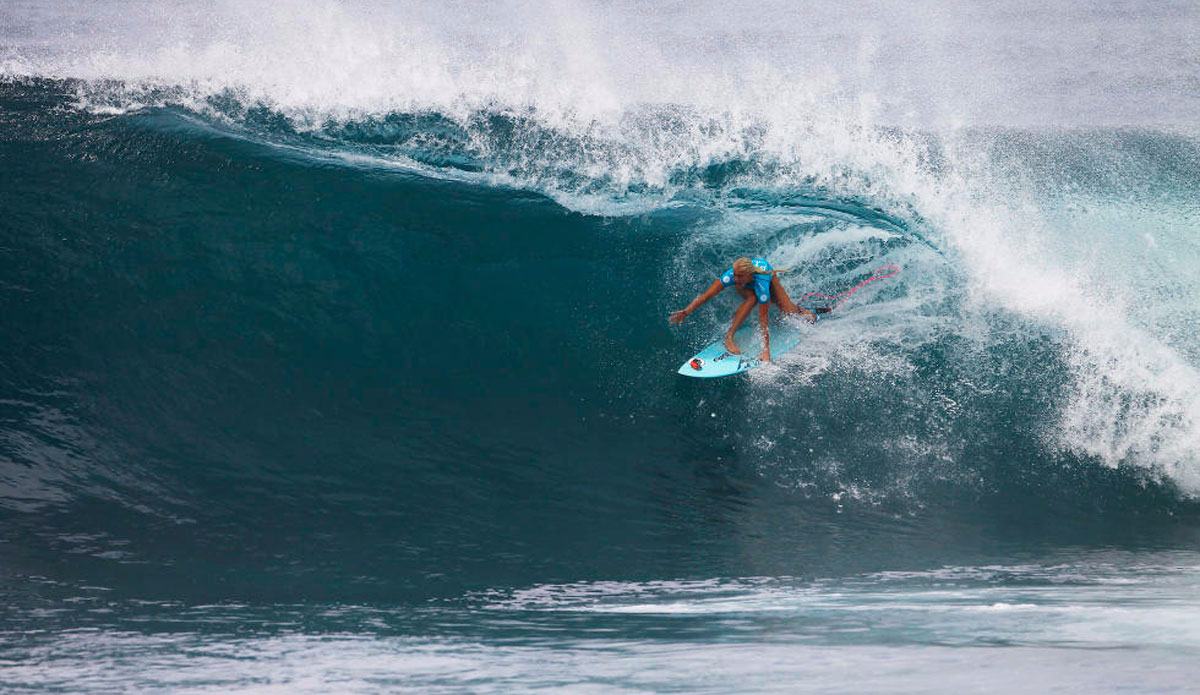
<box><xmin>669</xmin><ymin>279</ymin><xmax>725</xmax><ymax>325</ymax></box>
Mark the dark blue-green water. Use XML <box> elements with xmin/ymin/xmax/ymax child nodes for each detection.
<box><xmin>4</xmin><ymin>2</ymin><xmax>1200</xmax><ymax>692</ymax></box>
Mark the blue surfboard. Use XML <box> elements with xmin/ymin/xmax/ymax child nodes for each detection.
<box><xmin>678</xmin><ymin>310</ymin><xmax>824</xmax><ymax>378</ymax></box>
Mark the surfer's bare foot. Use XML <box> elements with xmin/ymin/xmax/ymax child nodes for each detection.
<box><xmin>758</xmin><ymin>349</ymin><xmax>770</xmax><ymax>362</ymax></box>
<box><xmin>723</xmin><ymin>335</ymin><xmax>741</xmax><ymax>354</ymax></box>
<box><xmin>785</xmin><ymin>306</ymin><xmax>816</xmax><ymax>323</ymax></box>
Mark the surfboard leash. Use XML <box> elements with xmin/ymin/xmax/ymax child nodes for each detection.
<box><xmin>797</xmin><ymin>264</ymin><xmax>899</xmax><ymax>313</ymax></box>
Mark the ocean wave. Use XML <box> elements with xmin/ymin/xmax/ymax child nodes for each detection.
<box><xmin>3</xmin><ymin>3</ymin><xmax>1200</xmax><ymax>512</ymax></box>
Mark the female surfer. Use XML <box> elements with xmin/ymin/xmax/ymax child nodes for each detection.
<box><xmin>668</xmin><ymin>257</ymin><xmax>816</xmax><ymax>362</ymax></box>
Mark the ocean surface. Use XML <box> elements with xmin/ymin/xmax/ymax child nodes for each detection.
<box><xmin>3</xmin><ymin>1</ymin><xmax>1200</xmax><ymax>692</ymax></box>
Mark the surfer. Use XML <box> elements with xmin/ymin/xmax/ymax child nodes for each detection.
<box><xmin>668</xmin><ymin>257</ymin><xmax>816</xmax><ymax>362</ymax></box>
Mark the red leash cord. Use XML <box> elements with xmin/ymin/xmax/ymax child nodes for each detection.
<box><xmin>798</xmin><ymin>264</ymin><xmax>899</xmax><ymax>311</ymax></box>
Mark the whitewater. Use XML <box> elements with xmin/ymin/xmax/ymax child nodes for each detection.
<box><xmin>3</xmin><ymin>1</ymin><xmax>1200</xmax><ymax>692</ymax></box>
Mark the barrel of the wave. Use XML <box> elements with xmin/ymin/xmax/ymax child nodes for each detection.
<box><xmin>676</xmin><ymin>265</ymin><xmax>899</xmax><ymax>378</ymax></box>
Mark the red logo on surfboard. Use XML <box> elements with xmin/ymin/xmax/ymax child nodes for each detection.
<box><xmin>689</xmin><ymin>358</ymin><xmax>704</xmax><ymax>370</ymax></box>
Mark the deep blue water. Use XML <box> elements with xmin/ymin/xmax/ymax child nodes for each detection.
<box><xmin>4</xmin><ymin>2</ymin><xmax>1200</xmax><ymax>691</ymax></box>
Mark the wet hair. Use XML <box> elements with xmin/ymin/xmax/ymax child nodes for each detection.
<box><xmin>733</xmin><ymin>257</ymin><xmax>790</xmax><ymax>277</ymax></box>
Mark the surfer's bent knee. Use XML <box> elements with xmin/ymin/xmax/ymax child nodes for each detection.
<box><xmin>768</xmin><ymin>276</ymin><xmax>799</xmax><ymax>312</ymax></box>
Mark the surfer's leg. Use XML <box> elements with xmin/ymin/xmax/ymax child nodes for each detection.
<box><xmin>724</xmin><ymin>290</ymin><xmax>756</xmax><ymax>354</ymax></box>
<box><xmin>771</xmin><ymin>275</ymin><xmax>816</xmax><ymax>322</ymax></box>
<box><xmin>770</xmin><ymin>275</ymin><xmax>800</xmax><ymax>314</ymax></box>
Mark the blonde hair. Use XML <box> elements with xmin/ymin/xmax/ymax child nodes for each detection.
<box><xmin>733</xmin><ymin>257</ymin><xmax>790</xmax><ymax>276</ymax></box>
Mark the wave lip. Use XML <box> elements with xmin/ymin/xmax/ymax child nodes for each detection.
<box><xmin>5</xmin><ymin>0</ymin><xmax>1200</xmax><ymax>128</ymax></box>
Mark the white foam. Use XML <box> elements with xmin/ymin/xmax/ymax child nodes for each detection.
<box><xmin>6</xmin><ymin>0</ymin><xmax>1199</xmax><ymax>125</ymax></box>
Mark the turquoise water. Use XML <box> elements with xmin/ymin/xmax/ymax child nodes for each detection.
<box><xmin>3</xmin><ymin>1</ymin><xmax>1200</xmax><ymax>692</ymax></box>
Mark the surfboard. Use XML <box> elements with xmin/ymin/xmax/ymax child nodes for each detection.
<box><xmin>678</xmin><ymin>310</ymin><xmax>823</xmax><ymax>378</ymax></box>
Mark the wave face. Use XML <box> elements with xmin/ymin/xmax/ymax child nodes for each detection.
<box><xmin>4</xmin><ymin>2</ymin><xmax>1200</xmax><ymax>691</ymax></box>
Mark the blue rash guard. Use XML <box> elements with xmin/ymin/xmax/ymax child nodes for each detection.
<box><xmin>720</xmin><ymin>258</ymin><xmax>773</xmax><ymax>304</ymax></box>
